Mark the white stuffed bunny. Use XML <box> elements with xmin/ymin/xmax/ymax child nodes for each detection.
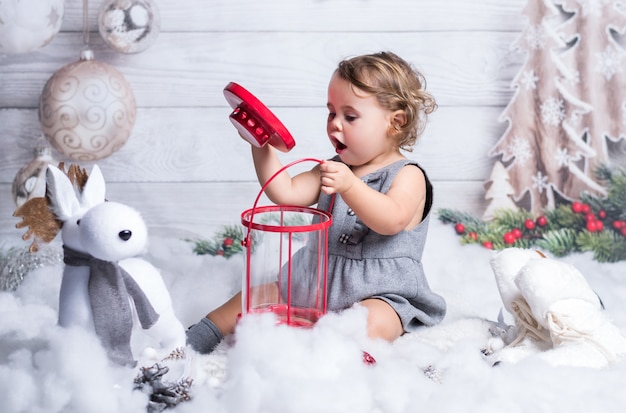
<box><xmin>14</xmin><ymin>163</ymin><xmax>185</xmax><ymax>366</ymax></box>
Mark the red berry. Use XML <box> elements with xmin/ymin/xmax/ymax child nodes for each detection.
<box><xmin>586</xmin><ymin>220</ymin><xmax>598</xmax><ymax>232</ymax></box>
<box><xmin>454</xmin><ymin>223</ymin><xmax>465</xmax><ymax>235</ymax></box>
<box><xmin>524</xmin><ymin>219</ymin><xmax>535</xmax><ymax>230</ymax></box>
<box><xmin>613</xmin><ymin>220</ymin><xmax>623</xmax><ymax>229</ymax></box>
<box><xmin>536</xmin><ymin>216</ymin><xmax>548</xmax><ymax>227</ymax></box>
<box><xmin>581</xmin><ymin>204</ymin><xmax>591</xmax><ymax>214</ymax></box>
<box><xmin>621</xmin><ymin>227</ymin><xmax>626</xmax><ymax>237</ymax></box>
<box><xmin>468</xmin><ymin>231</ymin><xmax>478</xmax><ymax>241</ymax></box>
<box><xmin>585</xmin><ymin>213</ymin><xmax>596</xmax><ymax>222</ymax></box>
<box><xmin>503</xmin><ymin>232</ymin><xmax>516</xmax><ymax>245</ymax></box>
<box><xmin>482</xmin><ymin>241</ymin><xmax>493</xmax><ymax>249</ymax></box>
<box><xmin>595</xmin><ymin>221</ymin><xmax>604</xmax><ymax>231</ymax></box>
<box><xmin>572</xmin><ymin>201</ymin><xmax>583</xmax><ymax>213</ymax></box>
<box><xmin>511</xmin><ymin>228</ymin><xmax>523</xmax><ymax>239</ymax></box>
<box><xmin>223</xmin><ymin>237</ymin><xmax>234</xmax><ymax>247</ymax></box>
<box><xmin>598</xmin><ymin>210</ymin><xmax>606</xmax><ymax>219</ymax></box>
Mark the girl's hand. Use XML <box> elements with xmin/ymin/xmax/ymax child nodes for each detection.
<box><xmin>319</xmin><ymin>160</ymin><xmax>357</xmax><ymax>195</ymax></box>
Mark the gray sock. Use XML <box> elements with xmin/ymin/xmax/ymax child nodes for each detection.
<box><xmin>186</xmin><ymin>317</ymin><xmax>224</xmax><ymax>354</ymax></box>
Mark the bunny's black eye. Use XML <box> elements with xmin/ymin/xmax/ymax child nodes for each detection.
<box><xmin>77</xmin><ymin>219</ymin><xmax>81</xmax><ymax>226</ymax></box>
<box><xmin>119</xmin><ymin>230</ymin><xmax>132</xmax><ymax>241</ymax></box>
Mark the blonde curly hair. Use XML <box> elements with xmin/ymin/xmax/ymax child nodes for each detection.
<box><xmin>335</xmin><ymin>51</ymin><xmax>437</xmax><ymax>152</ymax></box>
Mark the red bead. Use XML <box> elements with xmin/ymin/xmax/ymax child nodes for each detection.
<box><xmin>585</xmin><ymin>213</ymin><xmax>596</xmax><ymax>222</ymax></box>
<box><xmin>468</xmin><ymin>231</ymin><xmax>478</xmax><ymax>241</ymax></box>
<box><xmin>454</xmin><ymin>223</ymin><xmax>465</xmax><ymax>235</ymax></box>
<box><xmin>595</xmin><ymin>221</ymin><xmax>604</xmax><ymax>231</ymax></box>
<box><xmin>598</xmin><ymin>210</ymin><xmax>606</xmax><ymax>219</ymax></box>
<box><xmin>536</xmin><ymin>216</ymin><xmax>548</xmax><ymax>227</ymax></box>
<box><xmin>362</xmin><ymin>351</ymin><xmax>376</xmax><ymax>365</ymax></box>
<box><xmin>511</xmin><ymin>228</ymin><xmax>522</xmax><ymax>239</ymax></box>
<box><xmin>572</xmin><ymin>202</ymin><xmax>583</xmax><ymax>213</ymax></box>
<box><xmin>482</xmin><ymin>241</ymin><xmax>493</xmax><ymax>249</ymax></box>
<box><xmin>581</xmin><ymin>204</ymin><xmax>591</xmax><ymax>214</ymax></box>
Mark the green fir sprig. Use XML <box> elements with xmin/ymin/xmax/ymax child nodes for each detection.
<box><xmin>189</xmin><ymin>225</ymin><xmax>246</xmax><ymax>259</ymax></box>
<box><xmin>438</xmin><ymin>165</ymin><xmax>626</xmax><ymax>263</ymax></box>
<box><xmin>189</xmin><ymin>211</ymin><xmax>314</xmax><ymax>258</ymax></box>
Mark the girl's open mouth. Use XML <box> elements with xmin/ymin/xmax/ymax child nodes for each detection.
<box><xmin>334</xmin><ymin>139</ymin><xmax>347</xmax><ymax>153</ymax></box>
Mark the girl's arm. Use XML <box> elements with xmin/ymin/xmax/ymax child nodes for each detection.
<box><xmin>251</xmin><ymin>145</ymin><xmax>321</xmax><ymax>207</ymax></box>
<box><xmin>320</xmin><ymin>161</ymin><xmax>426</xmax><ymax>235</ymax></box>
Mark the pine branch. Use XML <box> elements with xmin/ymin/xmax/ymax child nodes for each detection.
<box><xmin>576</xmin><ymin>230</ymin><xmax>626</xmax><ymax>263</ymax></box>
<box><xmin>535</xmin><ymin>228</ymin><xmax>578</xmax><ymax>257</ymax></box>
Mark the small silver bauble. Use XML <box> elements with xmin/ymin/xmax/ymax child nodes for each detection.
<box><xmin>98</xmin><ymin>0</ymin><xmax>161</xmax><ymax>54</ymax></box>
<box><xmin>12</xmin><ymin>145</ymin><xmax>59</xmax><ymax>207</ymax></box>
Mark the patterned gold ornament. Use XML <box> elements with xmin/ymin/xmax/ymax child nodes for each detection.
<box><xmin>98</xmin><ymin>0</ymin><xmax>160</xmax><ymax>54</ymax></box>
<box><xmin>0</xmin><ymin>0</ymin><xmax>64</xmax><ymax>54</ymax></box>
<box><xmin>12</xmin><ymin>145</ymin><xmax>58</xmax><ymax>207</ymax></box>
<box><xmin>38</xmin><ymin>49</ymin><xmax>137</xmax><ymax>161</ymax></box>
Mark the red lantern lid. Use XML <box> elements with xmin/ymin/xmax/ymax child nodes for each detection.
<box><xmin>223</xmin><ymin>82</ymin><xmax>295</xmax><ymax>152</ymax></box>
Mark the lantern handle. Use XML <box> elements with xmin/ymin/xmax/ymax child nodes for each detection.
<box><xmin>243</xmin><ymin>157</ymin><xmax>324</xmax><ymax>246</ymax></box>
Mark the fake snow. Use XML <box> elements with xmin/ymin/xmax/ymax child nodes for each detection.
<box><xmin>1</xmin><ymin>218</ymin><xmax>626</xmax><ymax>413</ymax></box>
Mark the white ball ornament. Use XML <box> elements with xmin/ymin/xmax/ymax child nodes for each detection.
<box><xmin>38</xmin><ymin>49</ymin><xmax>137</xmax><ymax>161</ymax></box>
<box><xmin>98</xmin><ymin>0</ymin><xmax>160</xmax><ymax>54</ymax></box>
<box><xmin>0</xmin><ymin>0</ymin><xmax>65</xmax><ymax>54</ymax></box>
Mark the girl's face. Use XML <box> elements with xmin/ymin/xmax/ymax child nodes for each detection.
<box><xmin>326</xmin><ymin>73</ymin><xmax>397</xmax><ymax>167</ymax></box>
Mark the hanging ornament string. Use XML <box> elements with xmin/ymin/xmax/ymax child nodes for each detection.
<box><xmin>82</xmin><ymin>0</ymin><xmax>95</xmax><ymax>59</ymax></box>
<box><xmin>83</xmin><ymin>0</ymin><xmax>90</xmax><ymax>48</ymax></box>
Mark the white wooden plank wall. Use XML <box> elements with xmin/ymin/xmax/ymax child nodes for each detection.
<box><xmin>0</xmin><ymin>0</ymin><xmax>526</xmax><ymax>240</ymax></box>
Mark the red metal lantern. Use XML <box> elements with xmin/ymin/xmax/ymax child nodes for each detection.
<box><xmin>241</xmin><ymin>159</ymin><xmax>332</xmax><ymax>327</ymax></box>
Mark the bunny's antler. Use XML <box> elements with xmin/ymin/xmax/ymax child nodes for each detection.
<box><xmin>13</xmin><ymin>163</ymin><xmax>90</xmax><ymax>253</ymax></box>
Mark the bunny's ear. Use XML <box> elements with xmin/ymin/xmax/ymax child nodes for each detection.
<box><xmin>46</xmin><ymin>164</ymin><xmax>81</xmax><ymax>221</ymax></box>
<box><xmin>81</xmin><ymin>165</ymin><xmax>106</xmax><ymax>209</ymax></box>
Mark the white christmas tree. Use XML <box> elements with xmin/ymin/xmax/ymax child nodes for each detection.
<box><xmin>483</xmin><ymin>161</ymin><xmax>519</xmax><ymax>221</ymax></box>
<box><xmin>489</xmin><ymin>0</ymin><xmax>603</xmax><ymax>216</ymax></box>
<box><xmin>555</xmin><ymin>0</ymin><xmax>626</xmax><ymax>177</ymax></box>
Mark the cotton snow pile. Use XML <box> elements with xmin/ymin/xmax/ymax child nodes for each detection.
<box><xmin>2</xmin><ymin>219</ymin><xmax>626</xmax><ymax>413</ymax></box>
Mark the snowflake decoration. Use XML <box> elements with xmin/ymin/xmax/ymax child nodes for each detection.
<box><xmin>525</xmin><ymin>24</ymin><xmax>547</xmax><ymax>50</ymax></box>
<box><xmin>541</xmin><ymin>97</ymin><xmax>566</xmax><ymax>127</ymax></box>
<box><xmin>595</xmin><ymin>44</ymin><xmax>624</xmax><ymax>81</ymax></box>
<box><xmin>520</xmin><ymin>70</ymin><xmax>539</xmax><ymax>90</ymax></box>
<box><xmin>508</xmin><ymin>136</ymin><xmax>532</xmax><ymax>165</ymax></box>
<box><xmin>554</xmin><ymin>147</ymin><xmax>571</xmax><ymax>167</ymax></box>
<box><xmin>532</xmin><ymin>171</ymin><xmax>550</xmax><ymax>194</ymax></box>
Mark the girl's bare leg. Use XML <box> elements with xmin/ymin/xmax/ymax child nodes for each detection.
<box><xmin>206</xmin><ymin>292</ymin><xmax>243</xmax><ymax>336</ymax></box>
<box><xmin>359</xmin><ymin>298</ymin><xmax>403</xmax><ymax>341</ymax></box>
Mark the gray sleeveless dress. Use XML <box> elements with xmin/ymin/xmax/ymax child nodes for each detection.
<box><xmin>289</xmin><ymin>158</ymin><xmax>446</xmax><ymax>332</ymax></box>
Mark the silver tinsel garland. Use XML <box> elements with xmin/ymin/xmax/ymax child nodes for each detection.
<box><xmin>0</xmin><ymin>244</ymin><xmax>63</xmax><ymax>291</ymax></box>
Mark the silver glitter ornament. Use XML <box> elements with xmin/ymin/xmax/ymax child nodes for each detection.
<box><xmin>98</xmin><ymin>0</ymin><xmax>160</xmax><ymax>54</ymax></box>
<box><xmin>12</xmin><ymin>144</ymin><xmax>58</xmax><ymax>207</ymax></box>
<box><xmin>0</xmin><ymin>244</ymin><xmax>62</xmax><ymax>292</ymax></box>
